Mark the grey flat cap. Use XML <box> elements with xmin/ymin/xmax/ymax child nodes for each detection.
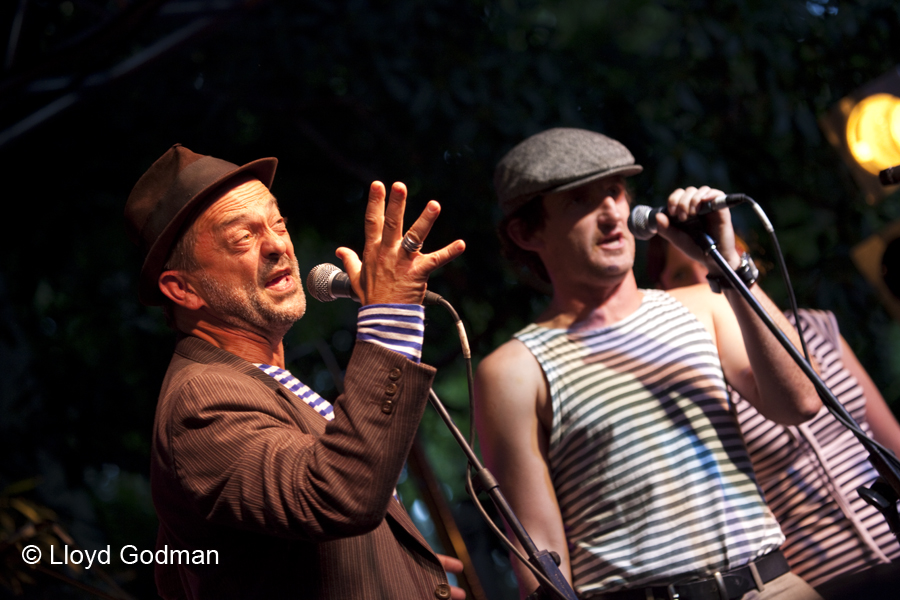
<box><xmin>494</xmin><ymin>127</ymin><xmax>643</xmax><ymax>216</ymax></box>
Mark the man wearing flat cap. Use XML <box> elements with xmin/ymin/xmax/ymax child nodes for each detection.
<box><xmin>475</xmin><ymin>128</ymin><xmax>823</xmax><ymax>599</ymax></box>
<box><xmin>124</xmin><ymin>144</ymin><xmax>466</xmax><ymax>599</ymax></box>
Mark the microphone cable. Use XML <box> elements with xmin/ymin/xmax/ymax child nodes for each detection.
<box><xmin>728</xmin><ymin>197</ymin><xmax>900</xmax><ymax>471</ymax></box>
<box><xmin>743</xmin><ymin>195</ymin><xmax>812</xmax><ymax>367</ymax></box>
<box><xmin>306</xmin><ymin>266</ymin><xmax>575</xmax><ymax>599</ymax></box>
<box><xmin>429</xmin><ymin>297</ymin><xmax>575</xmax><ymax>600</ymax></box>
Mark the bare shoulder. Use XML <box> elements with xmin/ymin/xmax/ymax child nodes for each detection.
<box><xmin>475</xmin><ymin>338</ymin><xmax>546</xmax><ymax>416</ymax></box>
<box><xmin>477</xmin><ymin>339</ymin><xmax>544</xmax><ymax>389</ymax></box>
<box><xmin>667</xmin><ymin>282</ymin><xmax>713</xmax><ymax>307</ymax></box>
<box><xmin>475</xmin><ymin>337</ymin><xmax>553</xmax><ymax>478</ymax></box>
<box><xmin>664</xmin><ymin>283</ymin><xmax>730</xmax><ymax>339</ymax></box>
<box><xmin>666</xmin><ymin>282</ymin><xmax>729</xmax><ymax>316</ymax></box>
<box><xmin>478</xmin><ymin>337</ymin><xmax>539</xmax><ymax>374</ymax></box>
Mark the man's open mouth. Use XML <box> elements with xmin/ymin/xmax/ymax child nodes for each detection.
<box><xmin>265</xmin><ymin>270</ymin><xmax>293</xmax><ymax>291</ymax></box>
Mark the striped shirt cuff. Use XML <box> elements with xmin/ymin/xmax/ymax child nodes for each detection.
<box><xmin>357</xmin><ymin>304</ymin><xmax>425</xmax><ymax>363</ymax></box>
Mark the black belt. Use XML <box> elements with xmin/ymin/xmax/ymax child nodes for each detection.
<box><xmin>596</xmin><ymin>551</ymin><xmax>790</xmax><ymax>600</ymax></box>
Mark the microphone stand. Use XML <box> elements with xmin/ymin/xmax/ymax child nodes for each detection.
<box><xmin>426</xmin><ymin>388</ymin><xmax>578</xmax><ymax>600</ymax></box>
<box><xmin>309</xmin><ymin>267</ymin><xmax>577</xmax><ymax>598</ymax></box>
<box><xmin>427</xmin><ymin>296</ymin><xmax>577</xmax><ymax>600</ymax></box>
<box><xmin>684</xmin><ymin>227</ymin><xmax>900</xmax><ymax>541</ymax></box>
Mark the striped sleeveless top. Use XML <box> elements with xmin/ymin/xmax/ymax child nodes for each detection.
<box><xmin>734</xmin><ymin>309</ymin><xmax>900</xmax><ymax>587</ymax></box>
<box><xmin>514</xmin><ymin>289</ymin><xmax>783</xmax><ymax>595</ymax></box>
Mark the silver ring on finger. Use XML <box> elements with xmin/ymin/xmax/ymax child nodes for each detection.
<box><xmin>401</xmin><ymin>233</ymin><xmax>423</xmax><ymax>254</ymax></box>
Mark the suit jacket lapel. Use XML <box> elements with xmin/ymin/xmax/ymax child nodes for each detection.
<box><xmin>386</xmin><ymin>496</ymin><xmax>438</xmax><ymax>558</ymax></box>
<box><xmin>270</xmin><ymin>384</ymin><xmax>329</xmax><ymax>433</ymax></box>
<box><xmin>174</xmin><ymin>336</ymin><xmax>327</xmax><ymax>432</ymax></box>
<box><xmin>174</xmin><ymin>336</ymin><xmax>437</xmax><ymax>561</ymax></box>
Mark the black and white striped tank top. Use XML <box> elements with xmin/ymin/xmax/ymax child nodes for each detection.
<box><xmin>734</xmin><ymin>309</ymin><xmax>900</xmax><ymax>587</ymax></box>
<box><xmin>515</xmin><ymin>289</ymin><xmax>783</xmax><ymax>595</ymax></box>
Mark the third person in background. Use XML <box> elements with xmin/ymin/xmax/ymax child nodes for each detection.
<box><xmin>649</xmin><ymin>235</ymin><xmax>900</xmax><ymax>599</ymax></box>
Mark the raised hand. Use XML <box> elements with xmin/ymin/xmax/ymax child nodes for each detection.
<box><xmin>655</xmin><ymin>185</ymin><xmax>741</xmax><ymax>271</ymax></box>
<box><xmin>335</xmin><ymin>181</ymin><xmax>466</xmax><ymax>305</ymax></box>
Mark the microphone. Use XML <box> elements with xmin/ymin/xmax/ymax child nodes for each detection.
<box><xmin>880</xmin><ymin>165</ymin><xmax>900</xmax><ymax>186</ymax></box>
<box><xmin>306</xmin><ymin>263</ymin><xmax>443</xmax><ymax>306</ymax></box>
<box><xmin>627</xmin><ymin>193</ymin><xmax>748</xmax><ymax>240</ymax></box>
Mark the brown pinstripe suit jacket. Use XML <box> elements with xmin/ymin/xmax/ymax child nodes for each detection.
<box><xmin>150</xmin><ymin>336</ymin><xmax>449</xmax><ymax>599</ymax></box>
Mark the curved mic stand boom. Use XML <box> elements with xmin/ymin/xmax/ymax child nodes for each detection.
<box><xmin>681</xmin><ymin>225</ymin><xmax>900</xmax><ymax>542</ymax></box>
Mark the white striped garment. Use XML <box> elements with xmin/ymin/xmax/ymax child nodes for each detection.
<box><xmin>254</xmin><ymin>303</ymin><xmax>426</xmax><ymax>419</ymax></box>
<box><xmin>254</xmin><ymin>362</ymin><xmax>403</xmax><ymax>501</ymax></box>
<box><xmin>256</xmin><ymin>363</ymin><xmax>335</xmax><ymax>420</ymax></box>
<box><xmin>515</xmin><ymin>289</ymin><xmax>783</xmax><ymax>596</ymax></box>
<box><xmin>733</xmin><ymin>309</ymin><xmax>900</xmax><ymax>587</ymax></box>
<box><xmin>357</xmin><ymin>304</ymin><xmax>425</xmax><ymax>363</ymax></box>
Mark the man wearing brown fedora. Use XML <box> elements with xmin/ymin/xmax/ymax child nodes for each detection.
<box><xmin>474</xmin><ymin>128</ymin><xmax>823</xmax><ymax>599</ymax></box>
<box><xmin>124</xmin><ymin>143</ymin><xmax>466</xmax><ymax>599</ymax></box>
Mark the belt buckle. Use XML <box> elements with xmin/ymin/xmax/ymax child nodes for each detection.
<box><xmin>666</xmin><ymin>583</ymin><xmax>680</xmax><ymax>600</ymax></box>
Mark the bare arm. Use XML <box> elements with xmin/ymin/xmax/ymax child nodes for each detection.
<box><xmin>839</xmin><ymin>336</ymin><xmax>900</xmax><ymax>457</ymax></box>
<box><xmin>716</xmin><ymin>283</ymin><xmax>821</xmax><ymax>424</ymax></box>
<box><xmin>659</xmin><ymin>186</ymin><xmax>821</xmax><ymax>425</ymax></box>
<box><xmin>474</xmin><ymin>340</ymin><xmax>572</xmax><ymax>598</ymax></box>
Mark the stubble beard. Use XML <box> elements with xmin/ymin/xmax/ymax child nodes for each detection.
<box><xmin>594</xmin><ymin>235</ymin><xmax>635</xmax><ymax>277</ymax></box>
<box><xmin>194</xmin><ymin>256</ymin><xmax>306</xmax><ymax>335</ymax></box>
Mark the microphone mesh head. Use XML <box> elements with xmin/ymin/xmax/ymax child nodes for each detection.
<box><xmin>306</xmin><ymin>263</ymin><xmax>340</xmax><ymax>302</ymax></box>
<box><xmin>627</xmin><ymin>205</ymin><xmax>656</xmax><ymax>240</ymax></box>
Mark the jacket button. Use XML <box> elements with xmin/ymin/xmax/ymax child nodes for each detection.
<box><xmin>381</xmin><ymin>400</ymin><xmax>393</xmax><ymax>414</ymax></box>
<box><xmin>389</xmin><ymin>367</ymin><xmax>402</xmax><ymax>380</ymax></box>
<box><xmin>385</xmin><ymin>383</ymin><xmax>398</xmax><ymax>396</ymax></box>
<box><xmin>434</xmin><ymin>583</ymin><xmax>451</xmax><ymax>599</ymax></box>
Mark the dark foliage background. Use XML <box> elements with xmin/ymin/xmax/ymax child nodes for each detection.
<box><xmin>1</xmin><ymin>0</ymin><xmax>899</xmax><ymax>597</ymax></box>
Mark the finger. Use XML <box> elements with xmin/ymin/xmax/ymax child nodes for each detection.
<box><xmin>654</xmin><ymin>209</ymin><xmax>671</xmax><ymax>231</ymax></box>
<box><xmin>421</xmin><ymin>239</ymin><xmax>466</xmax><ymax>272</ymax></box>
<box><xmin>403</xmin><ymin>200</ymin><xmax>441</xmax><ymax>252</ymax></box>
<box><xmin>335</xmin><ymin>247</ymin><xmax>366</xmax><ymax>302</ymax></box>
<box><xmin>335</xmin><ymin>247</ymin><xmax>363</xmax><ymax>281</ymax></box>
<box><xmin>437</xmin><ymin>554</ymin><xmax>464</xmax><ymax>574</ymax></box>
<box><xmin>678</xmin><ymin>186</ymin><xmax>701</xmax><ymax>220</ymax></box>
<box><xmin>687</xmin><ymin>186</ymin><xmax>710</xmax><ymax>216</ymax></box>
<box><xmin>364</xmin><ymin>182</ymin><xmax>387</xmax><ymax>248</ymax></box>
<box><xmin>450</xmin><ymin>586</ymin><xmax>467</xmax><ymax>600</ymax></box>
<box><xmin>382</xmin><ymin>182</ymin><xmax>408</xmax><ymax>243</ymax></box>
<box><xmin>673</xmin><ymin>186</ymin><xmax>703</xmax><ymax>221</ymax></box>
<box><xmin>667</xmin><ymin>188</ymin><xmax>686</xmax><ymax>221</ymax></box>
<box><xmin>705</xmin><ymin>188</ymin><xmax>725</xmax><ymax>202</ymax></box>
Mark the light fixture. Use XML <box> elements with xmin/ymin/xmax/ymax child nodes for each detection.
<box><xmin>851</xmin><ymin>220</ymin><xmax>900</xmax><ymax>322</ymax></box>
<box><xmin>820</xmin><ymin>66</ymin><xmax>900</xmax><ymax>204</ymax></box>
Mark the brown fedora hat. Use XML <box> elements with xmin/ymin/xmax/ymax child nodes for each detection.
<box><xmin>124</xmin><ymin>143</ymin><xmax>277</xmax><ymax>306</ymax></box>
